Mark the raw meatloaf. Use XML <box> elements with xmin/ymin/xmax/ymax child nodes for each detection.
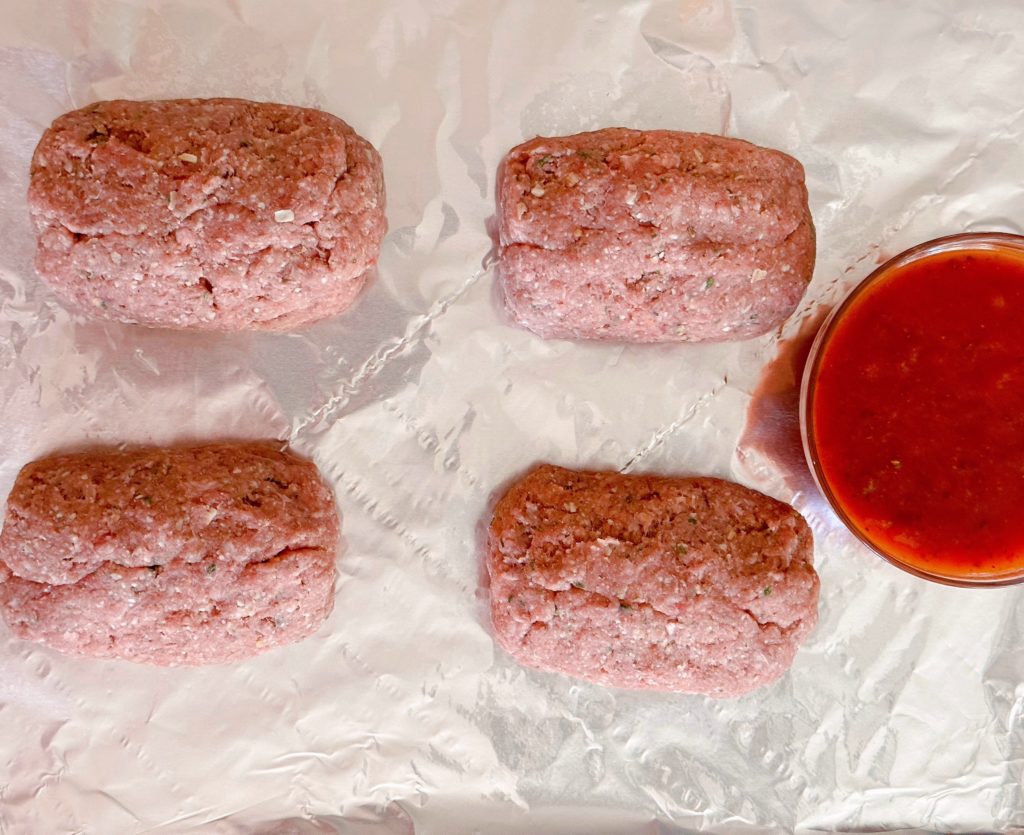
<box><xmin>486</xmin><ymin>465</ymin><xmax>819</xmax><ymax>696</ymax></box>
<box><xmin>497</xmin><ymin>128</ymin><xmax>815</xmax><ymax>342</ymax></box>
<box><xmin>0</xmin><ymin>442</ymin><xmax>340</xmax><ymax>665</ymax></box>
<box><xmin>28</xmin><ymin>98</ymin><xmax>386</xmax><ymax>330</ymax></box>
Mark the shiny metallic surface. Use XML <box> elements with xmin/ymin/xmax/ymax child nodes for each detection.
<box><xmin>0</xmin><ymin>1</ymin><xmax>1022</xmax><ymax>832</ymax></box>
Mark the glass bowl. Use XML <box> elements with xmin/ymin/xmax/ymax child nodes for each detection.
<box><xmin>800</xmin><ymin>232</ymin><xmax>1024</xmax><ymax>587</ymax></box>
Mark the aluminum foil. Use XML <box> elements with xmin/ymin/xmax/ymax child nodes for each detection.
<box><xmin>1</xmin><ymin>1</ymin><xmax>1022</xmax><ymax>831</ymax></box>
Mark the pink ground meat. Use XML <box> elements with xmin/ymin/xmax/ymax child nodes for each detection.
<box><xmin>0</xmin><ymin>442</ymin><xmax>340</xmax><ymax>666</ymax></box>
<box><xmin>486</xmin><ymin>464</ymin><xmax>819</xmax><ymax>697</ymax></box>
<box><xmin>497</xmin><ymin>128</ymin><xmax>815</xmax><ymax>342</ymax></box>
<box><xmin>29</xmin><ymin>98</ymin><xmax>386</xmax><ymax>331</ymax></box>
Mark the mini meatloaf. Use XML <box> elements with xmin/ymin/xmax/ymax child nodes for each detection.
<box><xmin>486</xmin><ymin>465</ymin><xmax>819</xmax><ymax>696</ymax></box>
<box><xmin>28</xmin><ymin>98</ymin><xmax>386</xmax><ymax>330</ymax></box>
<box><xmin>497</xmin><ymin>128</ymin><xmax>815</xmax><ymax>342</ymax></box>
<box><xmin>0</xmin><ymin>442</ymin><xmax>340</xmax><ymax>665</ymax></box>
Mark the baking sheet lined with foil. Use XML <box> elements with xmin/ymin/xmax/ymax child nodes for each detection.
<box><xmin>0</xmin><ymin>1</ymin><xmax>1022</xmax><ymax>832</ymax></box>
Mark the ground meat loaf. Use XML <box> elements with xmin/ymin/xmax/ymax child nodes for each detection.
<box><xmin>486</xmin><ymin>465</ymin><xmax>819</xmax><ymax>697</ymax></box>
<box><xmin>0</xmin><ymin>442</ymin><xmax>339</xmax><ymax>665</ymax></box>
<box><xmin>29</xmin><ymin>98</ymin><xmax>386</xmax><ymax>330</ymax></box>
<box><xmin>497</xmin><ymin>128</ymin><xmax>815</xmax><ymax>342</ymax></box>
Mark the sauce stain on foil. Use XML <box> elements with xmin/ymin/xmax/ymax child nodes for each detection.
<box><xmin>737</xmin><ymin>306</ymin><xmax>831</xmax><ymax>496</ymax></box>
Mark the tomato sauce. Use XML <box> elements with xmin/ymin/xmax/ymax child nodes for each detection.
<box><xmin>809</xmin><ymin>246</ymin><xmax>1024</xmax><ymax>580</ymax></box>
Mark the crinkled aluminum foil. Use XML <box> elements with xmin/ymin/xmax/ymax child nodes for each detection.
<box><xmin>1</xmin><ymin>1</ymin><xmax>1022</xmax><ymax>832</ymax></box>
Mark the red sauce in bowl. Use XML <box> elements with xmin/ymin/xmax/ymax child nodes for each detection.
<box><xmin>802</xmin><ymin>233</ymin><xmax>1024</xmax><ymax>585</ymax></box>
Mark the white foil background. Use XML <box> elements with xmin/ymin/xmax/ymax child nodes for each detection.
<box><xmin>0</xmin><ymin>1</ymin><xmax>1022</xmax><ymax>832</ymax></box>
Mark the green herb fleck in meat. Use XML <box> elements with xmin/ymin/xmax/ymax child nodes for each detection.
<box><xmin>704</xmin><ymin>277</ymin><xmax>715</xmax><ymax>290</ymax></box>
<box><xmin>763</xmin><ymin>585</ymin><xmax>773</xmax><ymax>597</ymax></box>
<box><xmin>206</xmin><ymin>563</ymin><xmax>217</xmax><ymax>575</ymax></box>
